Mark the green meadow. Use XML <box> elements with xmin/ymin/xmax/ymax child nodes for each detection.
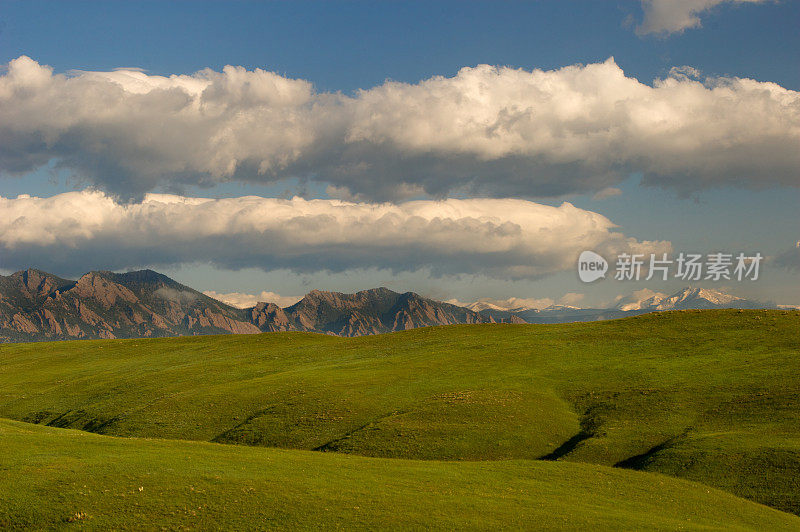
<box><xmin>3</xmin><ymin>418</ymin><xmax>799</xmax><ymax>530</ymax></box>
<box><xmin>1</xmin><ymin>309</ymin><xmax>799</xmax><ymax>528</ymax></box>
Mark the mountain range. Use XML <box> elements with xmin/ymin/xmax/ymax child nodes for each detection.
<box><xmin>0</xmin><ymin>268</ymin><xmax>774</xmax><ymax>343</ymax></box>
<box><xmin>474</xmin><ymin>287</ymin><xmax>774</xmax><ymax>324</ymax></box>
<box><xmin>0</xmin><ymin>269</ymin><xmax>505</xmax><ymax>342</ymax></box>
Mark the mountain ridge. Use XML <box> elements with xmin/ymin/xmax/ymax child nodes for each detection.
<box><xmin>0</xmin><ymin>269</ymin><xmax>502</xmax><ymax>342</ymax></box>
<box><xmin>0</xmin><ymin>268</ymin><xmax>775</xmax><ymax>342</ymax></box>
<box><xmin>473</xmin><ymin>286</ymin><xmax>774</xmax><ymax>324</ymax></box>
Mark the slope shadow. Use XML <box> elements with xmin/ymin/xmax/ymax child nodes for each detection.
<box><xmin>540</xmin><ymin>430</ymin><xmax>594</xmax><ymax>461</ymax></box>
<box><xmin>539</xmin><ymin>408</ymin><xmax>602</xmax><ymax>461</ymax></box>
<box><xmin>615</xmin><ymin>429</ymin><xmax>691</xmax><ymax>469</ymax></box>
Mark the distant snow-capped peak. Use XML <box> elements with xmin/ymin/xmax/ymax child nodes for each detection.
<box><xmin>652</xmin><ymin>287</ymin><xmax>744</xmax><ymax>310</ymax></box>
<box><xmin>615</xmin><ymin>286</ymin><xmax>754</xmax><ymax>312</ymax></box>
<box><xmin>464</xmin><ymin>297</ymin><xmax>555</xmax><ymax>312</ymax></box>
<box><xmin>614</xmin><ymin>288</ymin><xmax>667</xmax><ymax>311</ymax></box>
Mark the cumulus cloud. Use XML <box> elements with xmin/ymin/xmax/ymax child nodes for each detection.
<box><xmin>557</xmin><ymin>292</ymin><xmax>585</xmax><ymax>307</ymax></box>
<box><xmin>203</xmin><ymin>290</ymin><xmax>302</xmax><ymax>308</ymax></box>
<box><xmin>0</xmin><ymin>190</ymin><xmax>669</xmax><ymax>279</ymax></box>
<box><xmin>613</xmin><ymin>288</ymin><xmax>668</xmax><ymax>310</ymax></box>
<box><xmin>637</xmin><ymin>0</ymin><xmax>770</xmax><ymax>36</ymax></box>
<box><xmin>0</xmin><ymin>56</ymin><xmax>797</xmax><ymax>201</ymax></box>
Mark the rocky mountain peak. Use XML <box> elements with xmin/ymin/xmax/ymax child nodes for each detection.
<box><xmin>12</xmin><ymin>268</ymin><xmax>63</xmax><ymax>295</ymax></box>
<box><xmin>0</xmin><ymin>269</ymin><xmax>497</xmax><ymax>342</ymax></box>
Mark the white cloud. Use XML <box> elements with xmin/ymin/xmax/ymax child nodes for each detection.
<box><xmin>558</xmin><ymin>292</ymin><xmax>585</xmax><ymax>307</ymax></box>
<box><xmin>0</xmin><ymin>190</ymin><xmax>670</xmax><ymax>280</ymax></box>
<box><xmin>637</xmin><ymin>0</ymin><xmax>770</xmax><ymax>36</ymax></box>
<box><xmin>203</xmin><ymin>290</ymin><xmax>302</xmax><ymax>309</ymax></box>
<box><xmin>613</xmin><ymin>288</ymin><xmax>668</xmax><ymax>311</ymax></box>
<box><xmin>0</xmin><ymin>56</ymin><xmax>797</xmax><ymax>201</ymax></box>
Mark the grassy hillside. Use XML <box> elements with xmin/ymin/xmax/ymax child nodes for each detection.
<box><xmin>2</xmin><ymin>418</ymin><xmax>799</xmax><ymax>530</ymax></box>
<box><xmin>1</xmin><ymin>309</ymin><xmax>798</xmax><ymax>514</ymax></box>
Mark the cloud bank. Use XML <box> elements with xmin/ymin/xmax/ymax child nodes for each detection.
<box><xmin>637</xmin><ymin>0</ymin><xmax>769</xmax><ymax>36</ymax></box>
<box><xmin>1</xmin><ymin>56</ymin><xmax>797</xmax><ymax>201</ymax></box>
<box><xmin>0</xmin><ymin>191</ymin><xmax>669</xmax><ymax>279</ymax></box>
<box><xmin>203</xmin><ymin>290</ymin><xmax>302</xmax><ymax>309</ymax></box>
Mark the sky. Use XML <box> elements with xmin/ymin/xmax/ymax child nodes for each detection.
<box><xmin>0</xmin><ymin>0</ymin><xmax>798</xmax><ymax>308</ymax></box>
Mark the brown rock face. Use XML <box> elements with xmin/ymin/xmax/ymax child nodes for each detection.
<box><xmin>10</xmin><ymin>313</ymin><xmax>38</xmax><ymax>334</ymax></box>
<box><xmin>71</xmin><ymin>272</ymin><xmax>138</xmax><ymax>309</ymax></box>
<box><xmin>21</xmin><ymin>269</ymin><xmax>59</xmax><ymax>296</ymax></box>
<box><xmin>0</xmin><ymin>269</ymin><xmax>512</xmax><ymax>343</ymax></box>
<box><xmin>256</xmin><ymin>287</ymin><xmax>494</xmax><ymax>336</ymax></box>
<box><xmin>0</xmin><ymin>269</ymin><xmax>265</xmax><ymax>342</ymax></box>
<box><xmin>250</xmin><ymin>303</ymin><xmax>292</xmax><ymax>331</ymax></box>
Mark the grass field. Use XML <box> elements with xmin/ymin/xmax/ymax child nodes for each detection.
<box><xmin>1</xmin><ymin>309</ymin><xmax>799</xmax><ymax>527</ymax></box>
<box><xmin>2</xmin><ymin>418</ymin><xmax>799</xmax><ymax>530</ymax></box>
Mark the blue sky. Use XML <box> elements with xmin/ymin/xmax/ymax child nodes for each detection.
<box><xmin>2</xmin><ymin>1</ymin><xmax>797</xmax><ymax>91</ymax></box>
<box><xmin>0</xmin><ymin>0</ymin><xmax>797</xmax><ymax>307</ymax></box>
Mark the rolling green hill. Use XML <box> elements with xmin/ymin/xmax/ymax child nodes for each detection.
<box><xmin>1</xmin><ymin>309</ymin><xmax>799</xmax><ymax>518</ymax></box>
<box><xmin>2</xmin><ymin>419</ymin><xmax>799</xmax><ymax>530</ymax></box>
